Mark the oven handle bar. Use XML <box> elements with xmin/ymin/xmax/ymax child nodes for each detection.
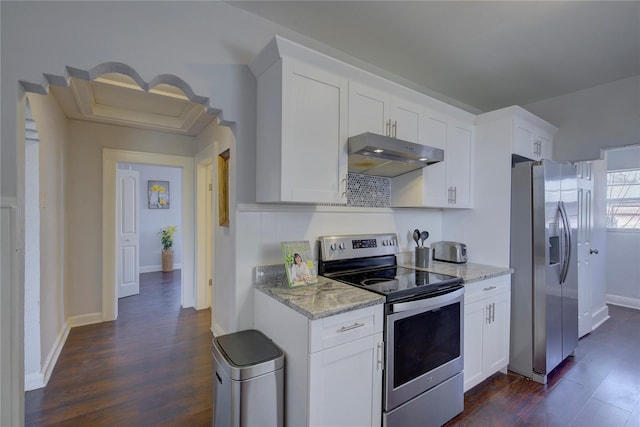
<box><xmin>389</xmin><ymin>287</ymin><xmax>464</xmax><ymax>313</ymax></box>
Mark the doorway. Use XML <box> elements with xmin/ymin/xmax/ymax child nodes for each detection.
<box><xmin>103</xmin><ymin>149</ymin><xmax>196</xmax><ymax>320</ymax></box>
<box><xmin>116</xmin><ymin>162</ymin><xmax>184</xmax><ymax>306</ymax></box>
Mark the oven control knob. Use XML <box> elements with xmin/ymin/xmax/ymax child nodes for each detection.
<box><xmin>330</xmin><ymin>243</ymin><xmax>337</xmax><ymax>251</ymax></box>
<box><xmin>391</xmin><ymin>239</ymin><xmax>397</xmax><ymax>246</ymax></box>
<box><xmin>339</xmin><ymin>242</ymin><xmax>346</xmax><ymax>250</ymax></box>
<box><xmin>382</xmin><ymin>240</ymin><xmax>388</xmax><ymax>246</ymax></box>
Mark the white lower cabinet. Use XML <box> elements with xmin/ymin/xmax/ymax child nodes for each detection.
<box><xmin>463</xmin><ymin>275</ymin><xmax>511</xmax><ymax>392</ymax></box>
<box><xmin>254</xmin><ymin>290</ymin><xmax>384</xmax><ymax>427</ymax></box>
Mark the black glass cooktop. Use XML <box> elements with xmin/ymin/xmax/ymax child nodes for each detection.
<box><xmin>327</xmin><ymin>266</ymin><xmax>462</xmax><ymax>302</ymax></box>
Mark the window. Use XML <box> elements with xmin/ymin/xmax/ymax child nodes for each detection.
<box><xmin>606</xmin><ymin>169</ymin><xmax>640</xmax><ymax>229</ymax></box>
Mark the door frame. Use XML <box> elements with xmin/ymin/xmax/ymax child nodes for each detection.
<box><xmin>195</xmin><ymin>143</ymin><xmax>216</xmax><ymax>310</ymax></box>
<box><xmin>102</xmin><ymin>148</ymin><xmax>195</xmax><ymax>321</ymax></box>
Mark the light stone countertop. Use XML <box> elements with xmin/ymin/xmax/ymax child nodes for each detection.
<box><xmin>254</xmin><ymin>256</ymin><xmax>511</xmax><ymax>320</ymax></box>
<box><xmin>254</xmin><ymin>265</ymin><xmax>385</xmax><ymax>320</ymax></box>
<box><xmin>396</xmin><ymin>252</ymin><xmax>513</xmax><ymax>283</ymax></box>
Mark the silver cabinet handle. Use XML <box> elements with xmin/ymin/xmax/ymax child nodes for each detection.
<box><xmin>386</xmin><ymin>119</ymin><xmax>391</xmax><ymax>137</ymax></box>
<box><xmin>491</xmin><ymin>302</ymin><xmax>496</xmax><ymax>323</ymax></box>
<box><xmin>486</xmin><ymin>304</ymin><xmax>491</xmax><ymax>324</ymax></box>
<box><xmin>337</xmin><ymin>322</ymin><xmax>365</xmax><ymax>333</ymax></box>
<box><xmin>376</xmin><ymin>342</ymin><xmax>384</xmax><ymax>370</ymax></box>
<box><xmin>590</xmin><ymin>248</ymin><xmax>599</xmax><ymax>255</ymax></box>
<box><xmin>483</xmin><ymin>285</ymin><xmax>497</xmax><ymax>292</ymax></box>
<box><xmin>393</xmin><ymin>120</ymin><xmax>397</xmax><ymax>138</ymax></box>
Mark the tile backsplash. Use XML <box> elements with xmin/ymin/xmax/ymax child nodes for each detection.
<box><xmin>347</xmin><ymin>172</ymin><xmax>391</xmax><ymax>208</ymax></box>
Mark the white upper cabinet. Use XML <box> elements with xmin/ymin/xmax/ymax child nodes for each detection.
<box><xmin>254</xmin><ymin>56</ymin><xmax>348</xmax><ymax>204</ymax></box>
<box><xmin>476</xmin><ymin>106</ymin><xmax>556</xmax><ymax>162</ymax></box>
<box><xmin>513</xmin><ymin>116</ymin><xmax>554</xmax><ymax>161</ymax></box>
<box><xmin>391</xmin><ymin>110</ymin><xmax>474</xmax><ymax>209</ymax></box>
<box><xmin>348</xmin><ymin>81</ymin><xmax>424</xmax><ymax>143</ymax></box>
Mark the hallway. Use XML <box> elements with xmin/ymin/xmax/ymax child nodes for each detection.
<box><xmin>25</xmin><ymin>270</ymin><xmax>213</xmax><ymax>426</ymax></box>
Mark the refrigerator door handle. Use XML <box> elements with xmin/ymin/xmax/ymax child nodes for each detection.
<box><xmin>558</xmin><ymin>201</ymin><xmax>572</xmax><ymax>284</ymax></box>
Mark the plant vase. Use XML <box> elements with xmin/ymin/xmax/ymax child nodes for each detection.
<box><xmin>162</xmin><ymin>248</ymin><xmax>174</xmax><ymax>272</ymax></box>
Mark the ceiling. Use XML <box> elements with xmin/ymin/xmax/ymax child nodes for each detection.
<box><xmin>50</xmin><ymin>73</ymin><xmax>216</xmax><ymax>136</ymax></box>
<box><xmin>229</xmin><ymin>1</ymin><xmax>640</xmax><ymax>112</ymax></box>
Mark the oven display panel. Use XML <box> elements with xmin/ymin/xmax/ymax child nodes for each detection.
<box><xmin>352</xmin><ymin>239</ymin><xmax>377</xmax><ymax>249</ymax></box>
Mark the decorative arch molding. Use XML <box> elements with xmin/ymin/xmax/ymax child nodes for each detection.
<box><xmin>18</xmin><ymin>62</ymin><xmax>231</xmax><ymax>126</ymax></box>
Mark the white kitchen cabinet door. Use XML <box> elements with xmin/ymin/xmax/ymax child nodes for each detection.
<box><xmin>482</xmin><ymin>290</ymin><xmax>510</xmax><ymax>375</ymax></box>
<box><xmin>446</xmin><ymin>123</ymin><xmax>473</xmax><ymax>207</ymax></box>
<box><xmin>463</xmin><ymin>276</ymin><xmax>511</xmax><ymax>392</ymax></box>
<box><xmin>348</xmin><ymin>81</ymin><xmax>389</xmax><ymax>137</ymax></box>
<box><xmin>513</xmin><ymin>117</ymin><xmax>554</xmax><ymax>161</ymax></box>
<box><xmin>308</xmin><ymin>332</ymin><xmax>383</xmax><ymax>427</ymax></box>
<box><xmin>348</xmin><ymin>81</ymin><xmax>424</xmax><ymax>143</ymax></box>
<box><xmin>463</xmin><ymin>298</ymin><xmax>486</xmax><ymax>391</ymax></box>
<box><xmin>536</xmin><ymin>129</ymin><xmax>553</xmax><ymax>160</ymax></box>
<box><xmin>513</xmin><ymin>118</ymin><xmax>536</xmax><ymax>160</ymax></box>
<box><xmin>256</xmin><ymin>57</ymin><xmax>348</xmax><ymax>203</ymax></box>
<box><xmin>389</xmin><ymin>97</ymin><xmax>423</xmax><ymax>143</ymax></box>
<box><xmin>391</xmin><ymin>112</ymin><xmax>474</xmax><ymax>209</ymax></box>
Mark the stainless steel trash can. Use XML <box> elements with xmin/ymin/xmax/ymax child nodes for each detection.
<box><xmin>212</xmin><ymin>329</ymin><xmax>284</xmax><ymax>427</ymax></box>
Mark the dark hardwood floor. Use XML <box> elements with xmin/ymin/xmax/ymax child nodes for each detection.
<box><xmin>446</xmin><ymin>304</ymin><xmax>640</xmax><ymax>427</ymax></box>
<box><xmin>26</xmin><ymin>273</ymin><xmax>639</xmax><ymax>426</ymax></box>
<box><xmin>25</xmin><ymin>270</ymin><xmax>213</xmax><ymax>426</ymax></box>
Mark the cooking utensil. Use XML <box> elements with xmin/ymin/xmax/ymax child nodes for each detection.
<box><xmin>420</xmin><ymin>230</ymin><xmax>429</xmax><ymax>247</ymax></box>
<box><xmin>413</xmin><ymin>229</ymin><xmax>420</xmax><ymax>247</ymax></box>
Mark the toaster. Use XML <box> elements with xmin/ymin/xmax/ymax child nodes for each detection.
<box><xmin>431</xmin><ymin>241</ymin><xmax>467</xmax><ymax>264</ymax></box>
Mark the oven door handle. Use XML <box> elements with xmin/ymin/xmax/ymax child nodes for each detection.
<box><xmin>389</xmin><ymin>287</ymin><xmax>464</xmax><ymax>313</ymax></box>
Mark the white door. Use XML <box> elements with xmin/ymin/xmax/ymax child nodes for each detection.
<box><xmin>348</xmin><ymin>81</ymin><xmax>389</xmax><ymax>136</ymax></box>
<box><xmin>576</xmin><ymin>161</ymin><xmax>605</xmax><ymax>337</ymax></box>
<box><xmin>116</xmin><ymin>169</ymin><xmax>140</xmax><ymax>298</ymax></box>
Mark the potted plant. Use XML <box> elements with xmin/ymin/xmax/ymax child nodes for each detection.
<box><xmin>159</xmin><ymin>225</ymin><xmax>177</xmax><ymax>272</ymax></box>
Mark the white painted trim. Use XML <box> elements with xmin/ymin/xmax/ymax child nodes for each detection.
<box><xmin>0</xmin><ymin>197</ymin><xmax>18</xmax><ymax>208</ymax></box>
<box><xmin>139</xmin><ymin>264</ymin><xmax>183</xmax><ymax>274</ymax></box>
<box><xmin>606</xmin><ymin>294</ymin><xmax>640</xmax><ymax>310</ymax></box>
<box><xmin>591</xmin><ymin>305</ymin><xmax>610</xmax><ymax>331</ymax></box>
<box><xmin>41</xmin><ymin>321</ymin><xmax>70</xmax><ymax>389</ymax></box>
<box><xmin>24</xmin><ymin>372</ymin><xmax>45</xmax><ymax>392</ymax></box>
<box><xmin>195</xmin><ymin>144</ymin><xmax>215</xmax><ymax>311</ymax></box>
<box><xmin>103</xmin><ymin>149</ymin><xmax>196</xmax><ymax>321</ymax></box>
<box><xmin>67</xmin><ymin>312</ymin><xmax>103</xmax><ymax>328</ymax></box>
<box><xmin>212</xmin><ymin>323</ymin><xmax>226</xmax><ymax>337</ymax></box>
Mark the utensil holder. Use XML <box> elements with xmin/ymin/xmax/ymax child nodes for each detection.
<box><xmin>415</xmin><ymin>247</ymin><xmax>430</xmax><ymax>268</ymax></box>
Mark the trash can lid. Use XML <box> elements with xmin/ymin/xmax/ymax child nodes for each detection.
<box><xmin>215</xmin><ymin>329</ymin><xmax>283</xmax><ymax>367</ymax></box>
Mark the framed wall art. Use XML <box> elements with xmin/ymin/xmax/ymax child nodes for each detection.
<box><xmin>148</xmin><ymin>180</ymin><xmax>170</xmax><ymax>209</ymax></box>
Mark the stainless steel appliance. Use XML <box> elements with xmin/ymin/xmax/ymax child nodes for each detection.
<box><xmin>348</xmin><ymin>132</ymin><xmax>444</xmax><ymax>177</ymax></box>
<box><xmin>431</xmin><ymin>241</ymin><xmax>467</xmax><ymax>264</ymax></box>
<box><xmin>509</xmin><ymin>160</ymin><xmax>578</xmax><ymax>384</ymax></box>
<box><xmin>318</xmin><ymin>234</ymin><xmax>464</xmax><ymax>427</ymax></box>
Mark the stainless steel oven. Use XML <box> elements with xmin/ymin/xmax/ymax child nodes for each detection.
<box><xmin>318</xmin><ymin>234</ymin><xmax>464</xmax><ymax>427</ymax></box>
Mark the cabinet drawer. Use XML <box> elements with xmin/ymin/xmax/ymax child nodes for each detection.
<box><xmin>464</xmin><ymin>275</ymin><xmax>510</xmax><ymax>305</ymax></box>
<box><xmin>309</xmin><ymin>305</ymin><xmax>383</xmax><ymax>353</ymax></box>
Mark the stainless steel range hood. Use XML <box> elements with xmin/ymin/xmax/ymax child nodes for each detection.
<box><xmin>348</xmin><ymin>132</ymin><xmax>444</xmax><ymax>178</ymax></box>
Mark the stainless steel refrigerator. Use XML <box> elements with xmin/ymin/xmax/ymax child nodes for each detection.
<box><xmin>509</xmin><ymin>159</ymin><xmax>578</xmax><ymax>384</ymax></box>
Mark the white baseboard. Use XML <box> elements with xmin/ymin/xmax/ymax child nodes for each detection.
<box><xmin>24</xmin><ymin>372</ymin><xmax>45</xmax><ymax>391</ymax></box>
<box><xmin>212</xmin><ymin>322</ymin><xmax>225</xmax><ymax>337</ymax></box>
<box><xmin>140</xmin><ymin>264</ymin><xmax>183</xmax><ymax>273</ymax></box>
<box><xmin>606</xmin><ymin>294</ymin><xmax>640</xmax><ymax>310</ymax></box>
<box><xmin>67</xmin><ymin>312</ymin><xmax>103</xmax><ymax>328</ymax></box>
<box><xmin>591</xmin><ymin>304</ymin><xmax>610</xmax><ymax>331</ymax></box>
<box><xmin>41</xmin><ymin>322</ymin><xmax>70</xmax><ymax>388</ymax></box>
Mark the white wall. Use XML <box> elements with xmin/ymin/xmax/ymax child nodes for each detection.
<box><xmin>119</xmin><ymin>163</ymin><xmax>183</xmax><ymax>272</ymax></box>
<box><xmin>66</xmin><ymin>120</ymin><xmax>196</xmax><ymax>317</ymax></box>
<box><xmin>26</xmin><ymin>92</ymin><xmax>67</xmax><ymax>389</ymax></box>
<box><xmin>524</xmin><ymin>76</ymin><xmax>640</xmax><ymax>162</ymax></box>
<box><xmin>605</xmin><ymin>146</ymin><xmax>640</xmax><ymax>308</ymax></box>
<box><xmin>235</xmin><ymin>207</ymin><xmax>443</xmax><ymax>332</ymax></box>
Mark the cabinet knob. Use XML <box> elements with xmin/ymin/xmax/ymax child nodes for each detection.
<box><xmin>590</xmin><ymin>248</ymin><xmax>599</xmax><ymax>255</ymax></box>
